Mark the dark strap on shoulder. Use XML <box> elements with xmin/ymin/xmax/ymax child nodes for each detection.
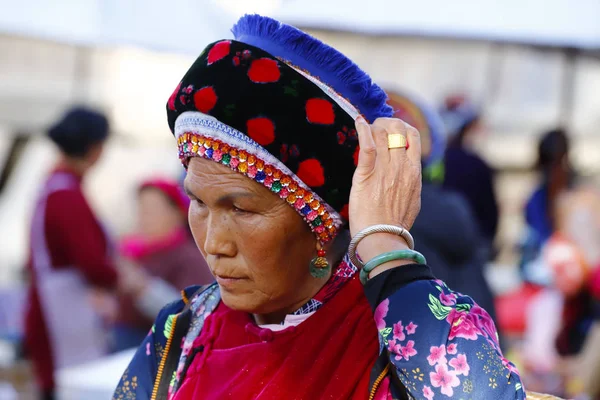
<box><xmin>154</xmin><ymin>286</ymin><xmax>207</xmax><ymax>400</ymax></box>
<box><xmin>369</xmin><ymin>350</ymin><xmax>409</xmax><ymax>400</ymax></box>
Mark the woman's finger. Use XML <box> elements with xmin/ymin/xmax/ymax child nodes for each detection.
<box><xmin>405</xmin><ymin>123</ymin><xmax>422</xmax><ymax>167</ymax></box>
<box><xmin>370</xmin><ymin>119</ymin><xmax>392</xmax><ymax>165</ymax></box>
<box><xmin>373</xmin><ymin>118</ymin><xmax>408</xmax><ymax>165</ymax></box>
<box><xmin>355</xmin><ymin>116</ymin><xmax>376</xmax><ymax>175</ymax></box>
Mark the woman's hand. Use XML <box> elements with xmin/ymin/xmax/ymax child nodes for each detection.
<box><xmin>348</xmin><ymin>116</ymin><xmax>422</xmax><ymax>273</ymax></box>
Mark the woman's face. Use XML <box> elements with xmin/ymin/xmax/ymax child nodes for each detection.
<box><xmin>184</xmin><ymin>157</ymin><xmax>320</xmax><ymax>318</ymax></box>
<box><xmin>137</xmin><ymin>187</ymin><xmax>185</xmax><ymax>239</ymax></box>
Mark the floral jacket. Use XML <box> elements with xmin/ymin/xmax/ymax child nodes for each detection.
<box><xmin>114</xmin><ymin>264</ymin><xmax>525</xmax><ymax>399</ymax></box>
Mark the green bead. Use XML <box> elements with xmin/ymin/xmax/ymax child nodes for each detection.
<box><xmin>221</xmin><ymin>154</ymin><xmax>231</xmax><ymax>165</ymax></box>
<box><xmin>311</xmin><ymin>216</ymin><xmax>322</xmax><ymax>227</ymax></box>
<box><xmin>271</xmin><ymin>181</ymin><xmax>282</xmax><ymax>193</ymax></box>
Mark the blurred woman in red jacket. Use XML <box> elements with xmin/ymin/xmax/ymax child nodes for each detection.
<box><xmin>25</xmin><ymin>107</ymin><xmax>118</xmax><ymax>400</ymax></box>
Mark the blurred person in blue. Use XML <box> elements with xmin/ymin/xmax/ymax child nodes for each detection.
<box><xmin>114</xmin><ymin>15</ymin><xmax>529</xmax><ymax>400</ymax></box>
<box><xmin>519</xmin><ymin>128</ymin><xmax>574</xmax><ymax>283</ymax></box>
<box><xmin>387</xmin><ymin>90</ymin><xmax>497</xmax><ymax>323</ymax></box>
<box><xmin>25</xmin><ymin>107</ymin><xmax>118</xmax><ymax>400</ymax></box>
<box><xmin>440</xmin><ymin>96</ymin><xmax>499</xmax><ymax>259</ymax></box>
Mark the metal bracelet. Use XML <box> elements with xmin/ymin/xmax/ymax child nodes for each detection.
<box><xmin>348</xmin><ymin>224</ymin><xmax>415</xmax><ymax>269</ymax></box>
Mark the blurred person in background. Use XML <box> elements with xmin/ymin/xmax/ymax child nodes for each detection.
<box><xmin>520</xmin><ymin>184</ymin><xmax>600</xmax><ymax>398</ymax></box>
<box><xmin>113</xmin><ymin>178</ymin><xmax>212</xmax><ymax>351</ymax></box>
<box><xmin>520</xmin><ymin>128</ymin><xmax>574</xmax><ymax>283</ymax></box>
<box><xmin>386</xmin><ymin>90</ymin><xmax>497</xmax><ymax>321</ymax></box>
<box><xmin>440</xmin><ymin>95</ymin><xmax>499</xmax><ymax>259</ymax></box>
<box><xmin>25</xmin><ymin>107</ymin><xmax>118</xmax><ymax>400</ymax></box>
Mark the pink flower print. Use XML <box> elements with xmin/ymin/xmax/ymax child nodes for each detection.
<box><xmin>446</xmin><ymin>343</ymin><xmax>458</xmax><ymax>355</ymax></box>
<box><xmin>471</xmin><ymin>305</ymin><xmax>499</xmax><ymax>344</ymax></box>
<box><xmin>146</xmin><ymin>342</ymin><xmax>151</xmax><ymax>356</ymax></box>
<box><xmin>401</xmin><ymin>340</ymin><xmax>417</xmax><ymax>360</ymax></box>
<box><xmin>439</xmin><ymin>292</ymin><xmax>457</xmax><ymax>306</ymax></box>
<box><xmin>449</xmin><ymin>354</ymin><xmax>470</xmax><ymax>376</ymax></box>
<box><xmin>388</xmin><ymin>339</ymin><xmax>403</xmax><ymax>361</ymax></box>
<box><xmin>429</xmin><ymin>364</ymin><xmax>460</xmax><ymax>397</ymax></box>
<box><xmin>427</xmin><ymin>345</ymin><xmax>447</xmax><ymax>366</ymax></box>
<box><xmin>422</xmin><ymin>385</ymin><xmax>434</xmax><ymax>400</ymax></box>
<box><xmin>374</xmin><ymin>299</ymin><xmax>389</xmax><ymax>330</ymax></box>
<box><xmin>406</xmin><ymin>322</ymin><xmax>418</xmax><ymax>335</ymax></box>
<box><xmin>393</xmin><ymin>321</ymin><xmax>405</xmax><ymax>342</ymax></box>
<box><xmin>447</xmin><ymin>310</ymin><xmax>481</xmax><ymax>341</ymax></box>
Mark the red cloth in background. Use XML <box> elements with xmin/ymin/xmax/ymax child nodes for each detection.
<box><xmin>25</xmin><ymin>168</ymin><xmax>118</xmax><ymax>391</ymax></box>
<box><xmin>590</xmin><ymin>267</ymin><xmax>600</xmax><ymax>301</ymax></box>
<box><xmin>495</xmin><ymin>283</ymin><xmax>543</xmax><ymax>336</ymax></box>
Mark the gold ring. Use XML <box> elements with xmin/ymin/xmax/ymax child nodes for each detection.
<box><xmin>387</xmin><ymin>133</ymin><xmax>407</xmax><ymax>149</ymax></box>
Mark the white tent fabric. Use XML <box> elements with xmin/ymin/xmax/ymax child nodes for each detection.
<box><xmin>0</xmin><ymin>0</ymin><xmax>599</xmax><ymax>53</ymax></box>
<box><xmin>273</xmin><ymin>0</ymin><xmax>600</xmax><ymax>49</ymax></box>
<box><xmin>0</xmin><ymin>0</ymin><xmax>234</xmax><ymax>54</ymax></box>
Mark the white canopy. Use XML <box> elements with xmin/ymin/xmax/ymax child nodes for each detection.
<box><xmin>0</xmin><ymin>0</ymin><xmax>599</xmax><ymax>54</ymax></box>
<box><xmin>273</xmin><ymin>0</ymin><xmax>600</xmax><ymax>49</ymax></box>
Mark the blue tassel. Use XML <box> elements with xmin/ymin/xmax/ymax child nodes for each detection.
<box><xmin>232</xmin><ymin>14</ymin><xmax>392</xmax><ymax>123</ymax></box>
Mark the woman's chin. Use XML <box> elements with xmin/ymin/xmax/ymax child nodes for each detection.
<box><xmin>219</xmin><ymin>289</ymin><xmax>261</xmax><ymax>313</ymax></box>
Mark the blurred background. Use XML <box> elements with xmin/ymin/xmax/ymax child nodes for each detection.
<box><xmin>0</xmin><ymin>0</ymin><xmax>599</xmax><ymax>399</ymax></box>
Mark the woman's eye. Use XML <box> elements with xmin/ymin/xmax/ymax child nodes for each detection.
<box><xmin>232</xmin><ymin>205</ymin><xmax>250</xmax><ymax>214</ymax></box>
<box><xmin>193</xmin><ymin>199</ymin><xmax>207</xmax><ymax>208</ymax></box>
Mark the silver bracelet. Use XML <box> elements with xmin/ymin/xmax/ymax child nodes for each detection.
<box><xmin>348</xmin><ymin>224</ymin><xmax>415</xmax><ymax>269</ymax></box>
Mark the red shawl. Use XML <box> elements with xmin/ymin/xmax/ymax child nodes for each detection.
<box><xmin>173</xmin><ymin>275</ymin><xmax>379</xmax><ymax>399</ymax></box>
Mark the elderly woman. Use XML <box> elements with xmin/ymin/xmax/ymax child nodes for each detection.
<box><xmin>114</xmin><ymin>15</ymin><xmax>526</xmax><ymax>399</ymax></box>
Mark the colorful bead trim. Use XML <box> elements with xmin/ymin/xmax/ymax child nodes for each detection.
<box><xmin>177</xmin><ymin>132</ymin><xmax>339</xmax><ymax>244</ymax></box>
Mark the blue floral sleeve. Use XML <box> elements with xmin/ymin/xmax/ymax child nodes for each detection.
<box><xmin>112</xmin><ymin>298</ymin><xmax>186</xmax><ymax>399</ymax></box>
<box><xmin>374</xmin><ymin>278</ymin><xmax>525</xmax><ymax>399</ymax></box>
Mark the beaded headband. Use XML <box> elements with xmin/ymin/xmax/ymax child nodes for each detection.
<box><xmin>169</xmin><ymin>15</ymin><xmax>392</xmax><ymax>246</ymax></box>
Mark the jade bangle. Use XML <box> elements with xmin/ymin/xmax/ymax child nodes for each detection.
<box><xmin>359</xmin><ymin>250</ymin><xmax>427</xmax><ymax>284</ymax></box>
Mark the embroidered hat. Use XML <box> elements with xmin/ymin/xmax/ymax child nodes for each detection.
<box><xmin>168</xmin><ymin>15</ymin><xmax>392</xmax><ymax>245</ymax></box>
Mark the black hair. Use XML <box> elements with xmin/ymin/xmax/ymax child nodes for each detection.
<box><xmin>537</xmin><ymin>128</ymin><xmax>569</xmax><ymax>170</ymax></box>
<box><xmin>47</xmin><ymin>106</ymin><xmax>110</xmax><ymax>157</ymax></box>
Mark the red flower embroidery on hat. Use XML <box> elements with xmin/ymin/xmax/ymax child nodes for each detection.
<box><xmin>247</xmin><ymin>117</ymin><xmax>275</xmax><ymax>146</ymax></box>
<box><xmin>306</xmin><ymin>98</ymin><xmax>335</xmax><ymax>125</ymax></box>
<box><xmin>168</xmin><ymin>82</ymin><xmax>182</xmax><ymax>111</ymax></box>
<box><xmin>207</xmin><ymin>41</ymin><xmax>231</xmax><ymax>65</ymax></box>
<box><xmin>353</xmin><ymin>145</ymin><xmax>360</xmax><ymax>166</ymax></box>
<box><xmin>193</xmin><ymin>86</ymin><xmax>218</xmax><ymax>113</ymax></box>
<box><xmin>296</xmin><ymin>159</ymin><xmax>325</xmax><ymax>187</ymax></box>
<box><xmin>248</xmin><ymin>58</ymin><xmax>281</xmax><ymax>83</ymax></box>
